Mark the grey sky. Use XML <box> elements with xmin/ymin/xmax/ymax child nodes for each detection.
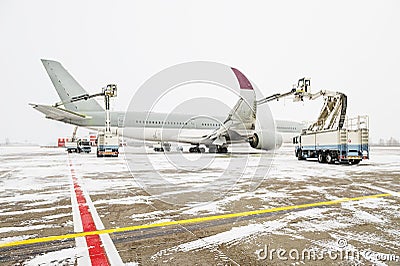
<box><xmin>0</xmin><ymin>0</ymin><xmax>399</xmax><ymax>145</ymax></box>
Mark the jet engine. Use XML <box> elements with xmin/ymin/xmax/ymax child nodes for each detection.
<box><xmin>249</xmin><ymin>130</ymin><xmax>283</xmax><ymax>151</ymax></box>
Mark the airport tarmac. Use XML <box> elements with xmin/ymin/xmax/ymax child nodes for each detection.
<box><xmin>0</xmin><ymin>145</ymin><xmax>399</xmax><ymax>265</ymax></box>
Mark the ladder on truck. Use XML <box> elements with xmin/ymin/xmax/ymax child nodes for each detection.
<box><xmin>339</xmin><ymin>129</ymin><xmax>348</xmax><ymax>161</ymax></box>
<box><xmin>344</xmin><ymin>115</ymin><xmax>370</xmax><ymax>160</ymax></box>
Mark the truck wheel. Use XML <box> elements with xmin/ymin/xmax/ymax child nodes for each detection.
<box><xmin>297</xmin><ymin>149</ymin><xmax>306</xmax><ymax>160</ymax></box>
<box><xmin>326</xmin><ymin>153</ymin><xmax>333</xmax><ymax>164</ymax></box>
<box><xmin>318</xmin><ymin>153</ymin><xmax>326</xmax><ymax>163</ymax></box>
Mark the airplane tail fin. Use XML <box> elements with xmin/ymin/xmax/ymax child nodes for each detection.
<box><xmin>41</xmin><ymin>59</ymin><xmax>103</xmax><ymax>112</ymax></box>
<box><xmin>209</xmin><ymin>68</ymin><xmax>256</xmax><ymax>144</ymax></box>
<box><xmin>227</xmin><ymin>68</ymin><xmax>257</xmax><ymax>131</ymax></box>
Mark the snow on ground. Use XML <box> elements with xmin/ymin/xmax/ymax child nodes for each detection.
<box><xmin>0</xmin><ymin>224</ymin><xmax>57</xmax><ymax>234</ymax></box>
<box><xmin>1</xmin><ymin>145</ymin><xmax>399</xmax><ymax>265</ymax></box>
<box><xmin>181</xmin><ymin>192</ymin><xmax>253</xmax><ymax>215</ymax></box>
<box><xmin>24</xmin><ymin>247</ymin><xmax>83</xmax><ymax>266</ymax></box>
<box><xmin>0</xmin><ymin>235</ymin><xmax>36</xmax><ymax>244</ymax></box>
<box><xmin>147</xmin><ymin>147</ymin><xmax>399</xmax><ymax>264</ymax></box>
<box><xmin>151</xmin><ymin>220</ymin><xmax>286</xmax><ymax>259</ymax></box>
<box><xmin>94</xmin><ymin>195</ymin><xmax>151</xmax><ymax>205</ymax></box>
<box><xmin>130</xmin><ymin>210</ymin><xmax>167</xmax><ymax>221</ymax></box>
<box><xmin>0</xmin><ymin>205</ymin><xmax>71</xmax><ymax>217</ymax></box>
<box><xmin>152</xmin><ymin>208</ymin><xmax>335</xmax><ymax>259</ymax></box>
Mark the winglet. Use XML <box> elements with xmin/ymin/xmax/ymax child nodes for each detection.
<box><xmin>231</xmin><ymin>68</ymin><xmax>253</xmax><ymax>90</ymax></box>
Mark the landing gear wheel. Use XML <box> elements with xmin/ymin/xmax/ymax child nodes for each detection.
<box><xmin>216</xmin><ymin>146</ymin><xmax>228</xmax><ymax>153</ymax></box>
<box><xmin>208</xmin><ymin>145</ymin><xmax>217</xmax><ymax>153</ymax></box>
<box><xmin>318</xmin><ymin>153</ymin><xmax>326</xmax><ymax>163</ymax></box>
<box><xmin>297</xmin><ymin>149</ymin><xmax>305</xmax><ymax>160</ymax></box>
<box><xmin>326</xmin><ymin>153</ymin><xmax>333</xmax><ymax>164</ymax></box>
<box><xmin>189</xmin><ymin>146</ymin><xmax>203</xmax><ymax>153</ymax></box>
<box><xmin>163</xmin><ymin>143</ymin><xmax>171</xmax><ymax>152</ymax></box>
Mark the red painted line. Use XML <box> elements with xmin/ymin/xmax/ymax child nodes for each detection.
<box><xmin>69</xmin><ymin>160</ymin><xmax>110</xmax><ymax>266</ymax></box>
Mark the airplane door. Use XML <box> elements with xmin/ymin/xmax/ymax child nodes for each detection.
<box><xmin>153</xmin><ymin>129</ymin><xmax>161</xmax><ymax>140</ymax></box>
<box><xmin>118</xmin><ymin>115</ymin><xmax>125</xmax><ymax>127</ymax></box>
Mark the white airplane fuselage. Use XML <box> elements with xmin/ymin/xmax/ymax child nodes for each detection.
<box><xmin>72</xmin><ymin>110</ymin><xmax>302</xmax><ymax>145</ymax></box>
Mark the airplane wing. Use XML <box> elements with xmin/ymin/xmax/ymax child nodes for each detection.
<box><xmin>30</xmin><ymin>103</ymin><xmax>91</xmax><ymax>123</ymax></box>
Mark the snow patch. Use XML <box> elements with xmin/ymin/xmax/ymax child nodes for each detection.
<box><xmin>24</xmin><ymin>247</ymin><xmax>87</xmax><ymax>266</ymax></box>
<box><xmin>0</xmin><ymin>224</ymin><xmax>57</xmax><ymax>234</ymax></box>
<box><xmin>0</xmin><ymin>234</ymin><xmax>35</xmax><ymax>244</ymax></box>
<box><xmin>152</xmin><ymin>220</ymin><xmax>286</xmax><ymax>259</ymax></box>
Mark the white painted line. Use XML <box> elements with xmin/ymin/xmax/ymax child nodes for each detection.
<box><xmin>80</xmin><ymin>184</ymin><xmax>124</xmax><ymax>265</ymax></box>
<box><xmin>70</xmin><ymin>177</ymin><xmax>84</xmax><ymax>233</ymax></box>
<box><xmin>69</xmin><ymin>161</ymin><xmax>91</xmax><ymax>265</ymax></box>
<box><xmin>99</xmin><ymin>234</ymin><xmax>124</xmax><ymax>266</ymax></box>
<box><xmin>75</xmin><ymin>237</ymin><xmax>91</xmax><ymax>265</ymax></box>
<box><xmin>362</xmin><ymin>184</ymin><xmax>400</xmax><ymax>197</ymax></box>
<box><xmin>71</xmin><ymin>158</ymin><xmax>124</xmax><ymax>266</ymax></box>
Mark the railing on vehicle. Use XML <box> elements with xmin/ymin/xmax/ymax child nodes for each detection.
<box><xmin>343</xmin><ymin>115</ymin><xmax>369</xmax><ymax>131</ymax></box>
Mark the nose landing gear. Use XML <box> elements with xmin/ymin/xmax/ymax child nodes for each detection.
<box><xmin>189</xmin><ymin>146</ymin><xmax>206</xmax><ymax>153</ymax></box>
<box><xmin>188</xmin><ymin>144</ymin><xmax>228</xmax><ymax>153</ymax></box>
<box><xmin>208</xmin><ymin>145</ymin><xmax>228</xmax><ymax>153</ymax></box>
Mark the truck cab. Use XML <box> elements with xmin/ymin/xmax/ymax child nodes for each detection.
<box><xmin>77</xmin><ymin>139</ymin><xmax>91</xmax><ymax>153</ymax></box>
<box><xmin>97</xmin><ymin>131</ymin><xmax>119</xmax><ymax>157</ymax></box>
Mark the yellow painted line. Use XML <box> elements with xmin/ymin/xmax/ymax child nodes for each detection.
<box><xmin>0</xmin><ymin>192</ymin><xmax>396</xmax><ymax>249</ymax></box>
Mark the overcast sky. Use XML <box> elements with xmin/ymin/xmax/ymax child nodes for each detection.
<box><xmin>1</xmin><ymin>0</ymin><xmax>399</xmax><ymax>145</ymax></box>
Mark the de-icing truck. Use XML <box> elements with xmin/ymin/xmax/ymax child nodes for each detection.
<box><xmin>257</xmin><ymin>78</ymin><xmax>370</xmax><ymax>164</ymax></box>
<box><xmin>293</xmin><ymin>115</ymin><xmax>369</xmax><ymax>164</ymax></box>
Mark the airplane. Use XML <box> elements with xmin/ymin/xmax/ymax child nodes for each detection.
<box><xmin>31</xmin><ymin>60</ymin><xmax>303</xmax><ymax>153</ymax></box>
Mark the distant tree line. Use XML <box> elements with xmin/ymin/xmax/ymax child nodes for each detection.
<box><xmin>375</xmin><ymin>137</ymin><xmax>400</xmax><ymax>146</ymax></box>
